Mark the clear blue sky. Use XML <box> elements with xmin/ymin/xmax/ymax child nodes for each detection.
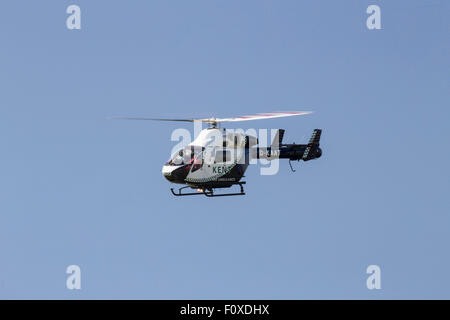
<box><xmin>1</xmin><ymin>0</ymin><xmax>449</xmax><ymax>299</ymax></box>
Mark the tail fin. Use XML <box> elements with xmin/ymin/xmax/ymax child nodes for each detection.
<box><xmin>307</xmin><ymin>129</ymin><xmax>321</xmax><ymax>145</ymax></box>
<box><xmin>302</xmin><ymin>129</ymin><xmax>322</xmax><ymax>160</ymax></box>
<box><xmin>271</xmin><ymin>129</ymin><xmax>285</xmax><ymax>148</ymax></box>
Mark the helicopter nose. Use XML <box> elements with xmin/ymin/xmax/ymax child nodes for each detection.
<box><xmin>162</xmin><ymin>165</ymin><xmax>190</xmax><ymax>183</ymax></box>
<box><xmin>162</xmin><ymin>165</ymin><xmax>176</xmax><ymax>181</ymax></box>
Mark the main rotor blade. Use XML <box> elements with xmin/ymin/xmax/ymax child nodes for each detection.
<box><xmin>109</xmin><ymin>117</ymin><xmax>196</xmax><ymax>122</ymax></box>
<box><xmin>212</xmin><ymin>111</ymin><xmax>313</xmax><ymax>123</ymax></box>
<box><xmin>109</xmin><ymin>111</ymin><xmax>312</xmax><ymax>124</ymax></box>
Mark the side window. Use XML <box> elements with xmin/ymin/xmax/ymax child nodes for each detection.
<box><xmin>202</xmin><ymin>146</ymin><xmax>215</xmax><ymax>165</ymax></box>
<box><xmin>191</xmin><ymin>152</ymin><xmax>203</xmax><ymax>172</ymax></box>
<box><xmin>214</xmin><ymin>149</ymin><xmax>231</xmax><ymax>163</ymax></box>
<box><xmin>190</xmin><ymin>146</ymin><xmax>205</xmax><ymax>172</ymax></box>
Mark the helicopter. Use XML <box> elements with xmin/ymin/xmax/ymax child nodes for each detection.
<box><xmin>114</xmin><ymin>112</ymin><xmax>322</xmax><ymax>197</ymax></box>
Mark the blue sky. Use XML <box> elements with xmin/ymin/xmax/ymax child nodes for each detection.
<box><xmin>0</xmin><ymin>0</ymin><xmax>449</xmax><ymax>299</ymax></box>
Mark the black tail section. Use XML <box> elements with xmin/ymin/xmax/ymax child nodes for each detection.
<box><xmin>308</xmin><ymin>129</ymin><xmax>321</xmax><ymax>145</ymax></box>
<box><xmin>278</xmin><ymin>129</ymin><xmax>323</xmax><ymax>161</ymax></box>
<box><xmin>302</xmin><ymin>129</ymin><xmax>322</xmax><ymax>161</ymax></box>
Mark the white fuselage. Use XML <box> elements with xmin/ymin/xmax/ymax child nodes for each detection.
<box><xmin>161</xmin><ymin>128</ymin><xmax>254</xmax><ymax>187</ymax></box>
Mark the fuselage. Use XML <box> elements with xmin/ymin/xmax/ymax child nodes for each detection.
<box><xmin>161</xmin><ymin>128</ymin><xmax>251</xmax><ymax>189</ymax></box>
<box><xmin>161</xmin><ymin>127</ymin><xmax>322</xmax><ymax>189</ymax></box>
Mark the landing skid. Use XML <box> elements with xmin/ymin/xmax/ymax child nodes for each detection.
<box><xmin>289</xmin><ymin>159</ymin><xmax>298</xmax><ymax>172</ymax></box>
<box><xmin>170</xmin><ymin>182</ymin><xmax>246</xmax><ymax>197</ymax></box>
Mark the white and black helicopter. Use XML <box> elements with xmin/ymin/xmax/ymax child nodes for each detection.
<box><xmin>114</xmin><ymin>112</ymin><xmax>322</xmax><ymax>197</ymax></box>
